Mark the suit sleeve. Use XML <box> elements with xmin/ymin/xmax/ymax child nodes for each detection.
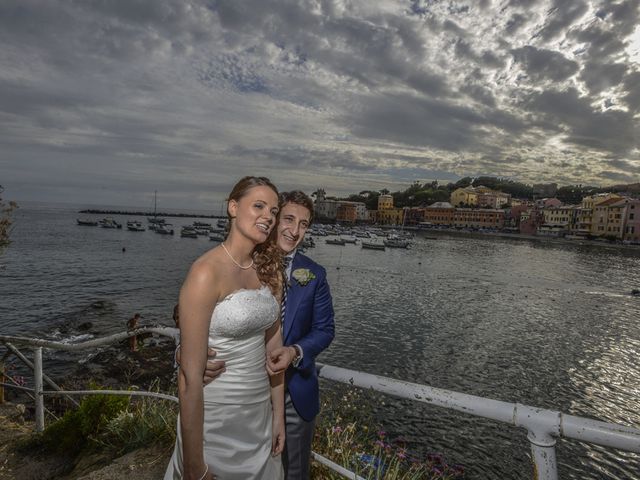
<box><xmin>293</xmin><ymin>266</ymin><xmax>335</xmax><ymax>373</ymax></box>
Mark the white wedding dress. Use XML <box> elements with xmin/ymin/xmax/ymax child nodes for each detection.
<box><xmin>164</xmin><ymin>286</ymin><xmax>284</xmax><ymax>480</ymax></box>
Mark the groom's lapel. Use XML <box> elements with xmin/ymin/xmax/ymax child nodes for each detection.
<box><xmin>284</xmin><ymin>253</ymin><xmax>306</xmax><ymax>342</ymax></box>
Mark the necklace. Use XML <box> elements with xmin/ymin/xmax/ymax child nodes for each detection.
<box><xmin>221</xmin><ymin>242</ymin><xmax>254</xmax><ymax>270</ymax></box>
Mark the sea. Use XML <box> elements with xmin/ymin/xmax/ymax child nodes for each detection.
<box><xmin>1</xmin><ymin>202</ymin><xmax>640</xmax><ymax>479</ymax></box>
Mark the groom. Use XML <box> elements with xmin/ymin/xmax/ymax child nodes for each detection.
<box><xmin>267</xmin><ymin>190</ymin><xmax>335</xmax><ymax>479</ymax></box>
<box><xmin>199</xmin><ymin>190</ymin><xmax>335</xmax><ymax>479</ymax></box>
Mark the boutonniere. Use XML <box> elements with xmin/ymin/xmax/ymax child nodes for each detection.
<box><xmin>292</xmin><ymin>268</ymin><xmax>316</xmax><ymax>286</ymax></box>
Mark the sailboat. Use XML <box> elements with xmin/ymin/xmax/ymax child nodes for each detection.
<box><xmin>147</xmin><ymin>190</ymin><xmax>166</xmax><ymax>230</ymax></box>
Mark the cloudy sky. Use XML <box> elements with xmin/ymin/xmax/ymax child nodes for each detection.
<box><xmin>1</xmin><ymin>0</ymin><xmax>639</xmax><ymax>209</ymax></box>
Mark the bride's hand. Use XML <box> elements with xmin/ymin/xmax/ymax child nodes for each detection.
<box><xmin>271</xmin><ymin>416</ymin><xmax>286</xmax><ymax>456</ymax></box>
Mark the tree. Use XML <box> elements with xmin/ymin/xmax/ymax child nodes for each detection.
<box><xmin>0</xmin><ymin>185</ymin><xmax>18</xmax><ymax>255</ymax></box>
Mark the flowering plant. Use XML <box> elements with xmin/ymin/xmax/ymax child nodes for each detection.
<box><xmin>292</xmin><ymin>268</ymin><xmax>316</xmax><ymax>286</ymax></box>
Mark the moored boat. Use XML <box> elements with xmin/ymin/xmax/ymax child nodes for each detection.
<box><xmin>209</xmin><ymin>232</ymin><xmax>225</xmax><ymax>242</ymax></box>
<box><xmin>361</xmin><ymin>241</ymin><xmax>385</xmax><ymax>250</ymax></box>
<box><xmin>77</xmin><ymin>219</ymin><xmax>98</xmax><ymax>226</ymax></box>
<box><xmin>126</xmin><ymin>220</ymin><xmax>145</xmax><ymax>231</ymax></box>
<box><xmin>326</xmin><ymin>238</ymin><xmax>346</xmax><ymax>246</ymax></box>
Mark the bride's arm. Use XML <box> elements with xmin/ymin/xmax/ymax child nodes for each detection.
<box><xmin>178</xmin><ymin>262</ymin><xmax>218</xmax><ymax>479</ymax></box>
<box><xmin>265</xmin><ymin>317</ymin><xmax>285</xmax><ymax>455</ymax></box>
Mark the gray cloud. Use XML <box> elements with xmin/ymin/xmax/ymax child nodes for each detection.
<box><xmin>1</xmin><ymin>0</ymin><xmax>639</xmax><ymax>207</ymax></box>
<box><xmin>511</xmin><ymin>45</ymin><xmax>579</xmax><ymax>82</ymax></box>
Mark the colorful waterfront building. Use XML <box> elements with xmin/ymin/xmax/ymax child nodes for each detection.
<box><xmin>372</xmin><ymin>193</ymin><xmax>404</xmax><ymax>225</ymax></box>
<box><xmin>619</xmin><ymin>198</ymin><xmax>640</xmax><ymax>243</ymax></box>
<box><xmin>336</xmin><ymin>203</ymin><xmax>358</xmax><ymax>223</ymax></box>
<box><xmin>452</xmin><ymin>208</ymin><xmax>505</xmax><ymax>229</ymax></box>
<box><xmin>591</xmin><ymin>197</ymin><xmax>624</xmax><ymax>237</ymax></box>
<box><xmin>538</xmin><ymin>206</ymin><xmax>577</xmax><ymax>237</ymax></box>
<box><xmin>424</xmin><ymin>202</ymin><xmax>455</xmax><ymax>226</ymax></box>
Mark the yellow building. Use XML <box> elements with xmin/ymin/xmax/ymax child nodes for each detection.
<box><xmin>377</xmin><ymin>208</ymin><xmax>404</xmax><ymax>225</ymax></box>
<box><xmin>378</xmin><ymin>194</ymin><xmax>394</xmax><ymax>210</ymax></box>
<box><xmin>591</xmin><ymin>197</ymin><xmax>624</xmax><ymax>236</ymax></box>
<box><xmin>450</xmin><ymin>188</ymin><xmax>478</xmax><ymax>207</ymax></box>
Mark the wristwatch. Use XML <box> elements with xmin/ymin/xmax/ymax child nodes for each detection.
<box><xmin>290</xmin><ymin>344</ymin><xmax>303</xmax><ymax>368</ymax></box>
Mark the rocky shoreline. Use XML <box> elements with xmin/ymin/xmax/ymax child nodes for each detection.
<box><xmin>1</xmin><ymin>338</ymin><xmax>178</xmax><ymax>480</ymax></box>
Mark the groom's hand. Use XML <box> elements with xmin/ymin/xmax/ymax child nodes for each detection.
<box><xmin>175</xmin><ymin>346</ymin><xmax>226</xmax><ymax>385</ymax></box>
<box><xmin>266</xmin><ymin>346</ymin><xmax>296</xmax><ymax>376</ymax></box>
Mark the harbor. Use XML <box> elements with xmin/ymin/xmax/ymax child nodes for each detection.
<box><xmin>2</xmin><ymin>204</ymin><xmax>640</xmax><ymax>478</ymax></box>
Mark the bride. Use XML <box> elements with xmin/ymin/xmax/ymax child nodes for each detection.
<box><xmin>165</xmin><ymin>176</ymin><xmax>285</xmax><ymax>480</ymax></box>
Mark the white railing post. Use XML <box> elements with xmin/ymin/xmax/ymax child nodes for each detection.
<box><xmin>34</xmin><ymin>346</ymin><xmax>44</xmax><ymax>432</ymax></box>
<box><xmin>529</xmin><ymin>433</ymin><xmax>558</xmax><ymax>480</ymax></box>
<box><xmin>514</xmin><ymin>405</ymin><xmax>559</xmax><ymax>480</ymax></box>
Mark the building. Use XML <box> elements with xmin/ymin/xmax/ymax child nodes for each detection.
<box><xmin>535</xmin><ymin>198</ymin><xmax>562</xmax><ymax>209</ymax></box>
<box><xmin>620</xmin><ymin>198</ymin><xmax>640</xmax><ymax>243</ymax></box>
<box><xmin>336</xmin><ymin>203</ymin><xmax>357</xmax><ymax>223</ymax></box>
<box><xmin>538</xmin><ymin>206</ymin><xmax>576</xmax><ymax>237</ymax></box>
<box><xmin>424</xmin><ymin>202</ymin><xmax>455</xmax><ymax>226</ymax></box>
<box><xmin>377</xmin><ymin>208</ymin><xmax>404</xmax><ymax>225</ymax></box>
<box><xmin>591</xmin><ymin>197</ymin><xmax>623</xmax><ymax>237</ymax></box>
<box><xmin>314</xmin><ymin>190</ymin><xmax>338</xmax><ymax>221</ymax></box>
<box><xmin>404</xmin><ymin>207</ymin><xmax>427</xmax><ymax>225</ymax></box>
<box><xmin>450</xmin><ymin>187</ymin><xmax>478</xmax><ymax>207</ymax></box>
<box><xmin>519</xmin><ymin>209</ymin><xmax>543</xmax><ymax>235</ymax></box>
<box><xmin>452</xmin><ymin>208</ymin><xmax>505</xmax><ymax>229</ymax></box>
<box><xmin>378</xmin><ymin>194</ymin><xmax>394</xmax><ymax>210</ymax></box>
<box><xmin>477</xmin><ymin>190</ymin><xmax>512</xmax><ymax>209</ymax></box>
<box><xmin>372</xmin><ymin>193</ymin><xmax>404</xmax><ymax>225</ymax></box>
<box><xmin>314</xmin><ymin>190</ymin><xmax>367</xmax><ymax>222</ymax></box>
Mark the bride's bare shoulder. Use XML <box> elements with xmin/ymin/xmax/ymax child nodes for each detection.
<box><xmin>185</xmin><ymin>247</ymin><xmax>225</xmax><ymax>287</ymax></box>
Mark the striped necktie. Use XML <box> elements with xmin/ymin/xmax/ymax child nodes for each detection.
<box><xmin>281</xmin><ymin>256</ymin><xmax>292</xmax><ymax>326</ymax></box>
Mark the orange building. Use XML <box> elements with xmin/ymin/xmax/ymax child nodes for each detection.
<box><xmin>336</xmin><ymin>203</ymin><xmax>357</xmax><ymax>223</ymax></box>
<box><xmin>452</xmin><ymin>208</ymin><xmax>505</xmax><ymax>229</ymax></box>
<box><xmin>424</xmin><ymin>202</ymin><xmax>455</xmax><ymax>225</ymax></box>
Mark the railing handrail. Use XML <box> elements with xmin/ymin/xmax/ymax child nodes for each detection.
<box><xmin>0</xmin><ymin>327</ymin><xmax>179</xmax><ymax>351</ymax></box>
<box><xmin>316</xmin><ymin>363</ymin><xmax>640</xmax><ymax>453</ymax></box>
<box><xmin>2</xmin><ymin>331</ymin><xmax>640</xmax><ymax>480</ymax></box>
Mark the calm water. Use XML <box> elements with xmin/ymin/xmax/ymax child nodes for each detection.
<box><xmin>2</xmin><ymin>204</ymin><xmax>640</xmax><ymax>479</ymax></box>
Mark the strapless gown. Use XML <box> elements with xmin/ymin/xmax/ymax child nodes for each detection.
<box><xmin>164</xmin><ymin>286</ymin><xmax>284</xmax><ymax>480</ymax></box>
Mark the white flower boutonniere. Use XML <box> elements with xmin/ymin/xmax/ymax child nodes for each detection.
<box><xmin>292</xmin><ymin>268</ymin><xmax>316</xmax><ymax>286</ymax></box>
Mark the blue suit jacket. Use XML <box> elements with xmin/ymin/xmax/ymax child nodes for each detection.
<box><xmin>283</xmin><ymin>251</ymin><xmax>335</xmax><ymax>422</ymax></box>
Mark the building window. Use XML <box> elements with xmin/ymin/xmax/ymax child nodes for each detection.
<box><xmin>631</xmin><ymin>213</ymin><xmax>635</xmax><ymax>220</ymax></box>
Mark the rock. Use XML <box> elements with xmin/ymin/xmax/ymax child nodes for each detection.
<box><xmin>78</xmin><ymin>322</ymin><xmax>93</xmax><ymax>331</ymax></box>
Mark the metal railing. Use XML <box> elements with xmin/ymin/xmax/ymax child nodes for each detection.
<box><xmin>2</xmin><ymin>330</ymin><xmax>640</xmax><ymax>480</ymax></box>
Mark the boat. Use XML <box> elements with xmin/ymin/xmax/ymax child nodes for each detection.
<box><xmin>209</xmin><ymin>232</ymin><xmax>225</xmax><ymax>242</ymax></box>
<box><xmin>326</xmin><ymin>238</ymin><xmax>346</xmax><ymax>246</ymax></box>
<box><xmin>193</xmin><ymin>221</ymin><xmax>212</xmax><ymax>228</ymax></box>
<box><xmin>361</xmin><ymin>241</ymin><xmax>385</xmax><ymax>251</ymax></box>
<box><xmin>301</xmin><ymin>237</ymin><xmax>315</xmax><ymax>248</ymax></box>
<box><xmin>99</xmin><ymin>217</ymin><xmax>122</xmax><ymax>229</ymax></box>
<box><xmin>217</xmin><ymin>218</ymin><xmax>229</xmax><ymax>229</ymax></box>
<box><xmin>180</xmin><ymin>227</ymin><xmax>198</xmax><ymax>238</ymax></box>
<box><xmin>341</xmin><ymin>235</ymin><xmax>358</xmax><ymax>244</ymax></box>
<box><xmin>155</xmin><ymin>224</ymin><xmax>174</xmax><ymax>235</ymax></box>
<box><xmin>126</xmin><ymin>220</ymin><xmax>145</xmax><ymax>231</ymax></box>
<box><xmin>384</xmin><ymin>238</ymin><xmax>410</xmax><ymax>248</ymax></box>
<box><xmin>147</xmin><ymin>191</ymin><xmax>166</xmax><ymax>228</ymax></box>
<box><xmin>77</xmin><ymin>219</ymin><xmax>98</xmax><ymax>226</ymax></box>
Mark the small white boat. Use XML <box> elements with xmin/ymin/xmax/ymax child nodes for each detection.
<box><xmin>127</xmin><ymin>220</ymin><xmax>145</xmax><ymax>231</ymax></box>
<box><xmin>99</xmin><ymin>217</ymin><xmax>122</xmax><ymax>229</ymax></box>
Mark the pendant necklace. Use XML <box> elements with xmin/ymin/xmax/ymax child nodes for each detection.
<box><xmin>221</xmin><ymin>242</ymin><xmax>254</xmax><ymax>270</ymax></box>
